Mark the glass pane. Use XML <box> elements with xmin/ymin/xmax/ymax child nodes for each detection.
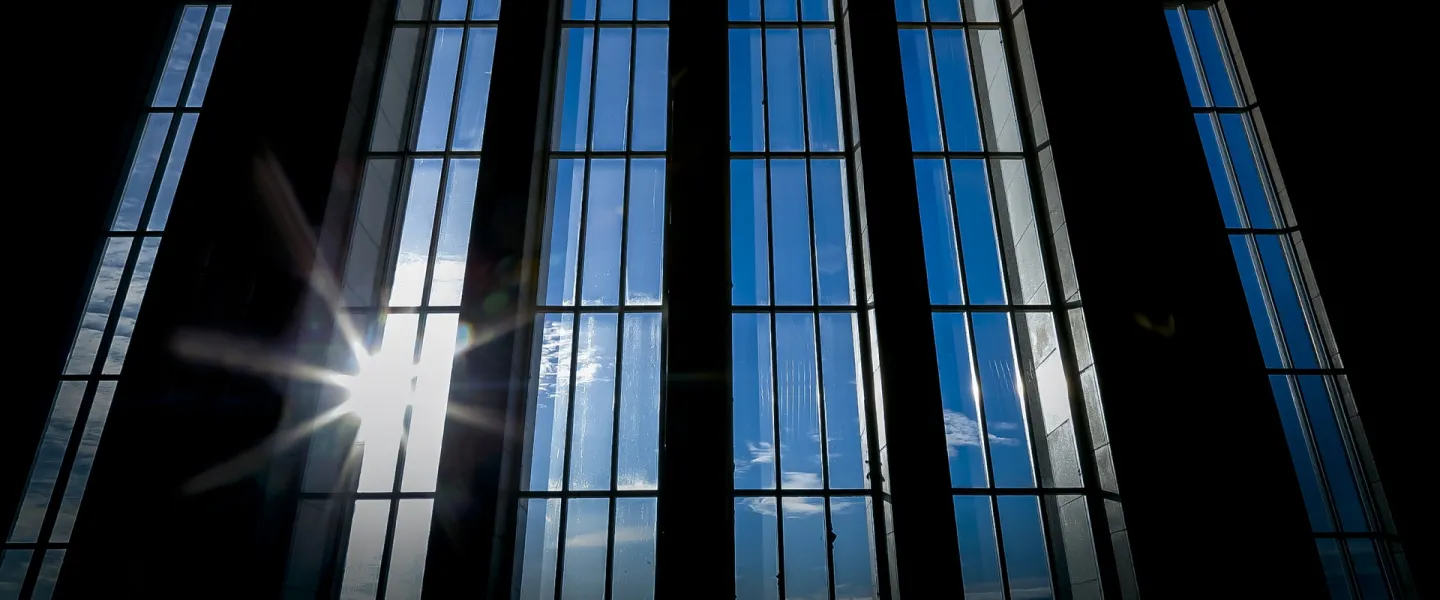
<box><xmin>561</xmin><ymin>498</ymin><xmax>609</xmax><ymax>600</ymax></box>
<box><xmin>338</xmin><ymin>500</ymin><xmax>391</xmax><ymax>599</ymax></box>
<box><xmin>65</xmin><ymin>238</ymin><xmax>132</xmax><ymax>375</ymax></box>
<box><xmin>383</xmin><ymin>499</ymin><xmax>435</xmax><ymax>600</ymax></box>
<box><xmin>415</xmin><ymin>28</ymin><xmax>464</xmax><ymax>151</ymax></box>
<box><xmin>473</xmin><ymin>0</ymin><xmax>503</xmax><ymax>20</ymax></box>
<box><xmin>811</xmin><ymin>159</ymin><xmax>854</xmax><ymax>305</ymax></box>
<box><xmin>450</xmin><ymin>27</ymin><xmax>498</xmax><ymax>151</ymax></box>
<box><xmin>1315</xmin><ymin>539</ymin><xmax>1353</xmax><ymax>599</ymax></box>
<box><xmin>973</xmin><ymin>313</ymin><xmax>1035</xmax><ymax>487</ymax></box>
<box><xmin>31</xmin><ymin>550</ymin><xmax>62</xmax><ymax>600</ymax></box>
<box><xmin>731</xmin><ymin>160</ymin><xmax>770</xmax><ymax>306</ymax></box>
<box><xmin>831</xmin><ymin>497</ymin><xmax>879</xmax><ymax>599</ymax></box>
<box><xmin>766</xmin><ymin>30</ymin><xmax>805</xmax><ymax>151</ymax></box>
<box><xmin>1228</xmin><ymin>236</ymin><xmax>1284</xmax><ymax>368</ymax></box>
<box><xmin>355</xmin><ymin>314</ymin><xmax>421</xmax><ymax>493</ymax></box>
<box><xmin>895</xmin><ymin>0</ymin><xmax>925</xmax><ymax>22</ymax></box>
<box><xmin>997</xmin><ymin>495</ymin><xmax>1055</xmax><ymax>599</ymax></box>
<box><xmin>637</xmin><ymin>0</ymin><xmax>669</xmax><ymax>21</ymax></box>
<box><xmin>1186</xmin><ymin>8</ymin><xmax>1239</xmax><ymax>107</ymax></box>
<box><xmin>49</xmin><ymin>382</ymin><xmax>118</xmax><ymax>543</ymax></box>
<box><xmin>933</xmin><ymin>29</ymin><xmax>982</xmax><ymax>152</ymax></box>
<box><xmin>782</xmin><ymin>497</ymin><xmax>829</xmax><ymax>599</ymax></box>
<box><xmin>600</xmin><ymin>0</ymin><xmax>633</xmax><ymax>20</ymax></box>
<box><xmin>625</xmin><ymin>159</ymin><xmax>666</xmax><ymax>306</ymax></box>
<box><xmin>1055</xmin><ymin>495</ymin><xmax>1101</xmax><ymax>594</ymax></box>
<box><xmin>973</xmin><ymin>30</ymin><xmax>1021</xmax><ymax>152</ymax></box>
<box><xmin>1348</xmin><ymin>539</ymin><xmax>1390</xmax><ymax>599</ymax></box>
<box><xmin>439</xmin><ymin>0</ymin><xmax>468</xmax><ymax>20</ymax></box>
<box><xmin>897</xmin><ymin>29</ymin><xmax>942</xmax><ymax>152</ymax></box>
<box><xmin>553</xmin><ymin>28</ymin><xmax>596</xmax><ymax>151</ymax></box>
<box><xmin>428</xmin><ymin>159</ymin><xmax>479</xmax><ymax>306</ymax></box>
<box><xmin>952</xmin><ymin>159</ymin><xmax>1006</xmax><ymax>305</ymax></box>
<box><xmin>734</xmin><ymin>497</ymin><xmax>780</xmax><ymax>600</ymax></box>
<box><xmin>933</xmin><ymin>314</ymin><xmax>987</xmax><ymax>487</ymax></box>
<box><xmin>591</xmin><ymin>28</ymin><xmax>633</xmax><ymax>151</ymax></box>
<box><xmin>1255</xmin><ymin>235</ymin><xmax>1317</xmax><ymax>368</ymax></box>
<box><xmin>104</xmin><ymin>238</ymin><xmax>161</xmax><ymax>373</ymax></box>
<box><xmin>929</xmin><ymin>0</ymin><xmax>962</xmax><ymax>22</ymax></box>
<box><xmin>146</xmin><ymin>113</ymin><xmax>200</xmax><ymax>231</ymax></box>
<box><xmin>800</xmin><ymin>0</ymin><xmax>831</xmax><ymax>21</ymax></box>
<box><xmin>731</xmin><ymin>0</ymin><xmax>762</xmax><ymax>21</ymax></box>
<box><xmin>0</xmin><ymin>550</ymin><xmax>33</xmax><ymax>600</ymax></box>
<box><xmin>517</xmin><ymin>498</ymin><xmax>562</xmax><ymax>600</ymax></box>
<box><xmin>1193</xmin><ymin>113</ymin><xmax>1243</xmax><ymax>228</ymax></box>
<box><xmin>1297</xmin><ymin>376</ymin><xmax>1367</xmax><ymax>532</ymax></box>
<box><xmin>776</xmin><ymin>314</ymin><xmax>822</xmax><ymax>489</ymax></box>
<box><xmin>153</xmin><ymin>6</ymin><xmax>206</xmax><ymax>107</ymax></box>
<box><xmin>567</xmin><ymin>0</ymin><xmax>598</xmax><ymax>20</ymax></box>
<box><xmin>581</xmin><ymin>159</ymin><xmax>626</xmax><ymax>306</ymax></box>
<box><xmin>764</xmin><ymin>0</ymin><xmax>798</xmax><ymax>21</ymax></box>
<box><xmin>1268</xmin><ymin>375</ymin><xmax>1335</xmax><ymax>532</ymax></box>
<box><xmin>9</xmin><ymin>383</ymin><xmax>85</xmax><ymax>543</ymax></box>
<box><xmin>729</xmin><ymin>28</ymin><xmax>765</xmax><ymax>151</ymax></box>
<box><xmin>372</xmin><ymin>27</ymin><xmax>424</xmax><ymax>152</ymax></box>
<box><xmin>771</xmin><ymin>160</ymin><xmax>814</xmax><ymax>306</ymax></box>
<box><xmin>112</xmin><ymin>113</ymin><xmax>173</xmax><ymax>231</ymax></box>
<box><xmin>389</xmin><ymin>159</ymin><xmax>443</xmax><ymax>307</ymax></box>
<box><xmin>967</xmin><ymin>0</ymin><xmax>1000</xmax><ymax>22</ymax></box>
<box><xmin>617</xmin><ymin>313</ymin><xmax>662</xmax><ymax>490</ymax></box>
<box><xmin>631</xmin><ymin>29</ymin><xmax>670</xmax><ymax>151</ymax></box>
<box><xmin>992</xmin><ymin>159</ymin><xmax>1049</xmax><ymax>306</ymax></box>
<box><xmin>1165</xmin><ymin>9</ymin><xmax>1207</xmax><ymax>107</ymax></box>
<box><xmin>569</xmin><ymin>314</ymin><xmax>619</xmax><ymax>491</ymax></box>
<box><xmin>185</xmin><ymin>6</ymin><xmax>231</xmax><ymax>107</ymax></box>
<box><xmin>915</xmin><ymin>160</ymin><xmax>964</xmax><ymax>304</ymax></box>
<box><xmin>344</xmin><ymin>160</ymin><xmax>400</xmax><ymax>307</ymax></box>
<box><xmin>612</xmin><ymin>498</ymin><xmax>659</xmax><ymax>599</ymax></box>
<box><xmin>820</xmin><ymin>314</ymin><xmax>865</xmax><ymax>489</ymax></box>
<box><xmin>802</xmin><ymin>29</ymin><xmax>842</xmax><ymax>151</ymax></box>
<box><xmin>540</xmin><ymin>159</ymin><xmax>585</xmax><ymax>306</ymax></box>
<box><xmin>733</xmin><ymin>313</ymin><xmax>776</xmax><ymax>490</ymax></box>
<box><xmin>953</xmin><ymin>496</ymin><xmax>1004</xmax><ymax>599</ymax></box>
<box><xmin>396</xmin><ymin>0</ymin><xmax>426</xmax><ymax>22</ymax></box>
<box><xmin>1220</xmin><ymin>113</ymin><xmax>1274</xmax><ymax>229</ymax></box>
<box><xmin>401</xmin><ymin>314</ymin><xmax>460</xmax><ymax>492</ymax></box>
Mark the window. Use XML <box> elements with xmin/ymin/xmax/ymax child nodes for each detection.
<box><xmin>728</xmin><ymin>1</ymin><xmax>894</xmax><ymax>598</ymax></box>
<box><xmin>511</xmin><ymin>1</ymin><xmax>669</xmax><ymax>598</ymax></box>
<box><xmin>1166</xmin><ymin>4</ymin><xmax>1408</xmax><ymax>597</ymax></box>
<box><xmin>1</xmin><ymin>6</ymin><xmax>230</xmax><ymax>599</ymax></box>
<box><xmin>278</xmin><ymin>1</ymin><xmax>500</xmax><ymax>598</ymax></box>
<box><xmin>895</xmin><ymin>0</ymin><xmax>1137</xmax><ymax>597</ymax></box>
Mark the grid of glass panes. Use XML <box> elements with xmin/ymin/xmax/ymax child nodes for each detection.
<box><xmin>729</xmin><ymin>1</ymin><xmax>894</xmax><ymax>599</ymax></box>
<box><xmin>277</xmin><ymin>1</ymin><xmax>500</xmax><ymax>598</ymax></box>
<box><xmin>513</xmin><ymin>1</ymin><xmax>669</xmax><ymax>598</ymax></box>
<box><xmin>1166</xmin><ymin>5</ymin><xmax>1404</xmax><ymax>598</ymax></box>
<box><xmin>0</xmin><ymin>6</ymin><xmax>230</xmax><ymax>600</ymax></box>
<box><xmin>895</xmin><ymin>0</ymin><xmax>1133</xmax><ymax>597</ymax></box>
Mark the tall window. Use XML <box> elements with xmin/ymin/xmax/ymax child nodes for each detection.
<box><xmin>512</xmin><ymin>1</ymin><xmax>670</xmax><ymax>598</ymax></box>
<box><xmin>279</xmin><ymin>0</ymin><xmax>500</xmax><ymax>598</ymax></box>
<box><xmin>895</xmin><ymin>0</ymin><xmax>1136</xmax><ymax>597</ymax></box>
<box><xmin>1</xmin><ymin>6</ymin><xmax>230</xmax><ymax>600</ymax></box>
<box><xmin>1166</xmin><ymin>4</ymin><xmax>1408</xmax><ymax>598</ymax></box>
<box><xmin>728</xmin><ymin>1</ymin><xmax>894</xmax><ymax>598</ymax></box>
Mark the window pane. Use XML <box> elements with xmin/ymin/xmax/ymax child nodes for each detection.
<box><xmin>928</xmin><ymin>0</ymin><xmax>962</xmax><ymax>22</ymax></box>
<box><xmin>952</xmin><ymin>159</ymin><xmax>1006</xmax><ymax>305</ymax></box>
<box><xmin>355</xmin><ymin>314</ymin><xmax>420</xmax><ymax>493</ymax></box>
<box><xmin>612</xmin><ymin>498</ymin><xmax>658</xmax><ymax>599</ymax></box>
<box><xmin>1193</xmin><ymin>113</ymin><xmax>1243</xmax><ymax>228</ymax></box>
<box><xmin>625</xmin><ymin>160</ymin><xmax>666</xmax><ymax>306</ymax></box>
<box><xmin>472</xmin><ymin>0</ymin><xmax>503</xmax><ymax>20</ymax></box>
<box><xmin>764</xmin><ymin>0</ymin><xmax>798</xmax><ymax>21</ymax></box>
<box><xmin>953</xmin><ymin>496</ymin><xmax>1004</xmax><ymax>599</ymax></box>
<box><xmin>9</xmin><ymin>383</ymin><xmax>85</xmax><ymax>543</ymax></box>
<box><xmin>631</xmin><ymin>29</ymin><xmax>670</xmax><ymax>151</ymax></box>
<box><xmin>540</xmin><ymin>160</ymin><xmax>585</xmax><ymax>306</ymax></box>
<box><xmin>831</xmin><ymin>497</ymin><xmax>879</xmax><ymax>599</ymax></box>
<box><xmin>973</xmin><ymin>313</ymin><xmax>1035</xmax><ymax>487</ymax></box>
<box><xmin>992</xmin><ymin>159</ymin><xmax>1049</xmax><ymax>306</ymax></box>
<box><xmin>782</xmin><ymin>497</ymin><xmax>829</xmax><ymax>598</ymax></box>
<box><xmin>1347</xmin><ymin>539</ymin><xmax>1390</xmax><ymax>599</ymax></box>
<box><xmin>811</xmin><ymin>159</ymin><xmax>854</xmax><ymax>305</ymax></box>
<box><xmin>997</xmin><ymin>495</ymin><xmax>1055</xmax><ymax>599</ymax></box>
<box><xmin>972</xmin><ymin>29</ymin><xmax>1021</xmax><ymax>152</ymax></box>
<box><xmin>344</xmin><ymin>160</ymin><xmax>401</xmax><ymax>307</ymax></box>
<box><xmin>65</xmin><ymin>238</ymin><xmax>132</xmax><ymax>375</ymax></box>
<box><xmin>617</xmin><ymin>314</ymin><xmax>662</xmax><ymax>490</ymax></box>
<box><xmin>372</xmin><ymin>27</ymin><xmax>424</xmax><ymax>152</ymax></box>
<box><xmin>30</xmin><ymin>550</ymin><xmax>63</xmax><ymax>600</ymax></box>
<box><xmin>0</xmin><ymin>550</ymin><xmax>33</xmax><ymax>600</ymax></box>
<box><xmin>915</xmin><ymin>159</ymin><xmax>964</xmax><ymax>304</ymax></box>
<box><xmin>438</xmin><ymin>0</ymin><xmax>468</xmax><ymax>20</ymax></box>
<box><xmin>637</xmin><ymin>0</ymin><xmax>669</xmax><ymax>21</ymax></box>
<box><xmin>933</xmin><ymin>313</ymin><xmax>987</xmax><ymax>487</ymax></box>
<box><xmin>382</xmin><ymin>499</ymin><xmax>434</xmax><ymax>600</ymax></box>
<box><xmin>338</xmin><ymin>500</ymin><xmax>391</xmax><ymax>599</ymax></box>
<box><xmin>1315</xmin><ymin>539</ymin><xmax>1353</xmax><ymax>599</ymax></box>
<box><xmin>388</xmin><ymin>159</ymin><xmax>443</xmax><ymax>307</ymax></box>
<box><xmin>771</xmin><ymin>160</ymin><xmax>814</xmax><ymax>306</ymax></box>
<box><xmin>932</xmin><ymin>29</ymin><xmax>982</xmax><ymax>152</ymax></box>
<box><xmin>591</xmin><ymin>28</ymin><xmax>633</xmax><ymax>151</ymax></box>
<box><xmin>731</xmin><ymin>0</ymin><xmax>761</xmax><ymax>21</ymax></box>
<box><xmin>450</xmin><ymin>27</ymin><xmax>498</xmax><ymax>151</ymax></box>
<box><xmin>734</xmin><ymin>498</ymin><xmax>780</xmax><ymax>600</ymax></box>
<box><xmin>968</xmin><ymin>0</ymin><xmax>1000</xmax><ymax>22</ymax></box>
<box><xmin>1165</xmin><ymin>9</ymin><xmax>1207</xmax><ymax>107</ymax></box>
<box><xmin>152</xmin><ymin>6</ymin><xmax>206</xmax><ymax>108</ymax></box>
<box><xmin>729</xmin><ymin>29</ymin><xmax>765</xmax><ymax>151</ymax></box>
<box><xmin>112</xmin><ymin>113</ymin><xmax>173</xmax><ymax>231</ymax></box>
<box><xmin>1186</xmin><ymin>8</ymin><xmax>1239</xmax><ymax>107</ymax></box>
<box><xmin>802</xmin><ymin>29</ymin><xmax>842</xmax><ymax>151</ymax></box>
<box><xmin>517</xmin><ymin>498</ymin><xmax>562</xmax><ymax>600</ymax></box>
<box><xmin>1220</xmin><ymin>113</ymin><xmax>1274</xmax><ymax>229</ymax></box>
<box><xmin>428</xmin><ymin>159</ymin><xmax>479</xmax><ymax>306</ymax></box>
<box><xmin>568</xmin><ymin>314</ymin><xmax>618</xmax><ymax>491</ymax></box>
<box><xmin>185</xmin><ymin>6</ymin><xmax>232</xmax><ymax>107</ymax></box>
<box><xmin>580</xmin><ymin>159</ymin><xmax>626</xmax><ymax>306</ymax></box>
<box><xmin>553</xmin><ymin>28</ymin><xmax>596</xmax><ymax>151</ymax></box>
<box><xmin>733</xmin><ymin>313</ymin><xmax>776</xmax><ymax>490</ymax></box>
<box><xmin>1269</xmin><ymin>376</ymin><xmax>1335</xmax><ymax>532</ymax></box>
<box><xmin>599</xmin><ymin>0</ymin><xmax>632</xmax><ymax>20</ymax></box>
<box><xmin>731</xmin><ymin>159</ymin><xmax>770</xmax><ymax>306</ymax></box>
<box><xmin>1297</xmin><ymin>376</ymin><xmax>1368</xmax><ymax>532</ymax></box>
<box><xmin>1255</xmin><ymin>235</ymin><xmax>1317</xmax><ymax>368</ymax></box>
<box><xmin>49</xmin><ymin>382</ymin><xmax>118</xmax><ymax>543</ymax></box>
<box><xmin>895</xmin><ymin>0</ymin><xmax>925</xmax><ymax>22</ymax></box>
<box><xmin>104</xmin><ymin>238</ymin><xmax>162</xmax><ymax>373</ymax></box>
<box><xmin>560</xmin><ymin>498</ymin><xmax>609</xmax><ymax>600</ymax></box>
<box><xmin>414</xmin><ymin>28</ymin><xmax>464</xmax><ymax>151</ymax></box>
<box><xmin>146</xmin><ymin>113</ymin><xmax>200</xmax><ymax>231</ymax></box>
<box><xmin>401</xmin><ymin>314</ymin><xmax>460</xmax><ymax>492</ymax></box>
<box><xmin>1228</xmin><ymin>236</ymin><xmax>1285</xmax><ymax>368</ymax></box>
<box><xmin>820</xmin><ymin>314</ymin><xmax>865</xmax><ymax>489</ymax></box>
<box><xmin>765</xmin><ymin>29</ymin><xmax>805</xmax><ymax>151</ymax></box>
<box><xmin>776</xmin><ymin>314</ymin><xmax>822</xmax><ymax>489</ymax></box>
<box><xmin>897</xmin><ymin>29</ymin><xmax>942</xmax><ymax>152</ymax></box>
<box><xmin>566</xmin><ymin>0</ymin><xmax>597</xmax><ymax>20</ymax></box>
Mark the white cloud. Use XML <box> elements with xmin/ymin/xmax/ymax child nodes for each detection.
<box><xmin>944</xmin><ymin>410</ymin><xmax>1020</xmax><ymax>458</ymax></box>
<box><xmin>734</xmin><ymin>440</ymin><xmax>774</xmax><ymax>474</ymax></box>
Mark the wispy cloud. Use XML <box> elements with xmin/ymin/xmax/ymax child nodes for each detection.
<box><xmin>734</xmin><ymin>440</ymin><xmax>774</xmax><ymax>474</ymax></box>
<box><xmin>944</xmin><ymin>410</ymin><xmax>1020</xmax><ymax>458</ymax></box>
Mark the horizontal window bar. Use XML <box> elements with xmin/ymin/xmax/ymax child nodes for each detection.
<box><xmin>533</xmin><ymin>305</ymin><xmax>666</xmax><ymax>313</ymax></box>
<box><xmin>1265</xmin><ymin>368</ymin><xmax>1346</xmax><ymax>376</ymax></box>
<box><xmin>912</xmin><ymin>151</ymin><xmax>1027</xmax><ymax>159</ymax></box>
<box><xmin>560</xmin><ymin>20</ymin><xmax>670</xmax><ymax>27</ymax></box>
<box><xmin>896</xmin><ymin>23</ymin><xmax>1004</xmax><ymax>31</ymax></box>
<box><xmin>727</xmin><ymin>22</ymin><xmax>839</xmax><ymax>29</ymax></box>
<box><xmin>517</xmin><ymin>489</ymin><xmax>660</xmax><ymax>499</ymax></box>
<box><xmin>547</xmin><ymin>151</ymin><xmax>668</xmax><ymax>159</ymax></box>
<box><xmin>727</xmin><ymin>151</ymin><xmax>848</xmax><ymax>159</ymax></box>
<box><xmin>1225</xmin><ymin>226</ymin><xmax>1301</xmax><ymax>235</ymax></box>
<box><xmin>1191</xmin><ymin>104</ymin><xmax>1262</xmax><ymax>113</ymax></box>
<box><xmin>729</xmin><ymin>305</ymin><xmax>872</xmax><ymax>313</ymax></box>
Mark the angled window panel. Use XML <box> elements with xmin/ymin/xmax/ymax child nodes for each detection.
<box><xmin>1166</xmin><ymin>4</ymin><xmax>1405</xmax><ymax>596</ymax></box>
<box><xmin>6</xmin><ymin>6</ymin><xmax>231</xmax><ymax>595</ymax></box>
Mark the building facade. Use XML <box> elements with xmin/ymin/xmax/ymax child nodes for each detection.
<box><xmin>4</xmin><ymin>0</ymin><xmax>1426</xmax><ymax>598</ymax></box>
